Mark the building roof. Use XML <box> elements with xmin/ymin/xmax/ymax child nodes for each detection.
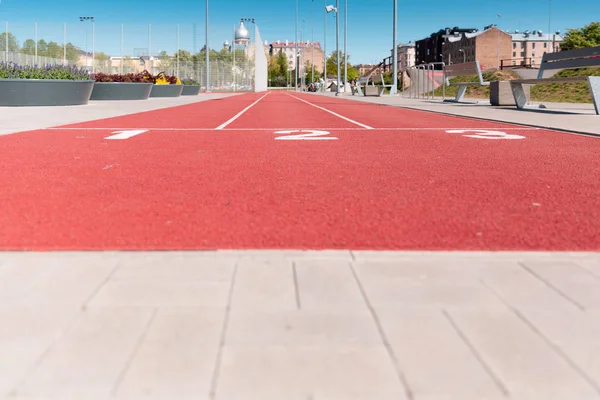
<box><xmin>511</xmin><ymin>31</ymin><xmax>564</xmax><ymax>41</ymax></box>
<box><xmin>271</xmin><ymin>41</ymin><xmax>322</xmax><ymax>49</ymax></box>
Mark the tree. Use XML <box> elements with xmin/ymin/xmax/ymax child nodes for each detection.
<box><xmin>37</xmin><ymin>39</ymin><xmax>48</xmax><ymax>55</ymax></box>
<box><xmin>0</xmin><ymin>32</ymin><xmax>19</xmax><ymax>51</ymax></box>
<box><xmin>561</xmin><ymin>21</ymin><xmax>600</xmax><ymax>51</ymax></box>
<box><xmin>65</xmin><ymin>43</ymin><xmax>80</xmax><ymax>63</ymax></box>
<box><xmin>276</xmin><ymin>50</ymin><xmax>288</xmax><ymax>76</ymax></box>
<box><xmin>45</xmin><ymin>41</ymin><xmax>63</xmax><ymax>59</ymax></box>
<box><xmin>21</xmin><ymin>39</ymin><xmax>36</xmax><ymax>55</ymax></box>
<box><xmin>326</xmin><ymin>50</ymin><xmax>351</xmax><ymax>78</ymax></box>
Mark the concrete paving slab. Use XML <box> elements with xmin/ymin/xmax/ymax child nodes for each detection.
<box><xmin>0</xmin><ymin>251</ymin><xmax>599</xmax><ymax>399</ymax></box>
<box><xmin>0</xmin><ymin>93</ymin><xmax>238</xmax><ymax>136</ymax></box>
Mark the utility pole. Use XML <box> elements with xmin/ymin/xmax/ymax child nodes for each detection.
<box><xmin>295</xmin><ymin>0</ymin><xmax>299</xmax><ymax>91</ymax></box>
<box><xmin>391</xmin><ymin>0</ymin><xmax>398</xmax><ymax>95</ymax></box>
<box><xmin>344</xmin><ymin>0</ymin><xmax>347</xmax><ymax>88</ymax></box>
<box><xmin>312</xmin><ymin>0</ymin><xmax>315</xmax><ymax>83</ymax></box>
<box><xmin>206</xmin><ymin>0</ymin><xmax>210</xmax><ymax>92</ymax></box>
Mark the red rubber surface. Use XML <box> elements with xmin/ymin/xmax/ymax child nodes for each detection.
<box><xmin>0</xmin><ymin>91</ymin><xmax>599</xmax><ymax>250</ymax></box>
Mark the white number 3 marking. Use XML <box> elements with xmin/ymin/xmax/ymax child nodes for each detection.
<box><xmin>446</xmin><ymin>129</ymin><xmax>526</xmax><ymax>140</ymax></box>
<box><xmin>274</xmin><ymin>130</ymin><xmax>338</xmax><ymax>140</ymax></box>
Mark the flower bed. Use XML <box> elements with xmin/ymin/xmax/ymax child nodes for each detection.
<box><xmin>89</xmin><ymin>71</ymin><xmax>155</xmax><ymax>100</ymax></box>
<box><xmin>150</xmin><ymin>72</ymin><xmax>183</xmax><ymax>97</ymax></box>
<box><xmin>0</xmin><ymin>62</ymin><xmax>94</xmax><ymax>106</ymax></box>
<box><xmin>181</xmin><ymin>78</ymin><xmax>201</xmax><ymax>96</ymax></box>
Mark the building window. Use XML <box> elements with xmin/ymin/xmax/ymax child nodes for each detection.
<box><xmin>521</xmin><ymin>42</ymin><xmax>524</xmax><ymax>48</ymax></box>
<box><xmin>532</xmin><ymin>43</ymin><xmax>536</xmax><ymax>49</ymax></box>
<box><xmin>544</xmin><ymin>43</ymin><xmax>547</xmax><ymax>48</ymax></box>
<box><xmin>513</xmin><ymin>51</ymin><xmax>516</xmax><ymax>57</ymax></box>
<box><xmin>521</xmin><ymin>51</ymin><xmax>524</xmax><ymax>57</ymax></box>
<box><xmin>513</xmin><ymin>43</ymin><xmax>516</xmax><ymax>49</ymax></box>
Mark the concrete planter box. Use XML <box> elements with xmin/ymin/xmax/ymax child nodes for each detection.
<box><xmin>181</xmin><ymin>85</ymin><xmax>201</xmax><ymax>96</ymax></box>
<box><xmin>0</xmin><ymin>79</ymin><xmax>94</xmax><ymax>106</ymax></box>
<box><xmin>90</xmin><ymin>82</ymin><xmax>153</xmax><ymax>100</ymax></box>
<box><xmin>491</xmin><ymin>80</ymin><xmax>530</xmax><ymax>106</ymax></box>
<box><xmin>150</xmin><ymin>84</ymin><xmax>183</xmax><ymax>98</ymax></box>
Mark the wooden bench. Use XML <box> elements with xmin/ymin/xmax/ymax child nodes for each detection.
<box><xmin>443</xmin><ymin>61</ymin><xmax>489</xmax><ymax>103</ymax></box>
<box><xmin>510</xmin><ymin>46</ymin><xmax>600</xmax><ymax>115</ymax></box>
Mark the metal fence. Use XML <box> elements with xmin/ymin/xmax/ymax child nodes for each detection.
<box><xmin>1</xmin><ymin>21</ymin><xmax>255</xmax><ymax>91</ymax></box>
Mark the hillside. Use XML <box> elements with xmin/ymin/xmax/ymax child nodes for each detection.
<box><xmin>426</xmin><ymin>67</ymin><xmax>600</xmax><ymax>103</ymax></box>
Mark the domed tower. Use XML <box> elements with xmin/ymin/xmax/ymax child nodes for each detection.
<box><xmin>234</xmin><ymin>20</ymin><xmax>250</xmax><ymax>45</ymax></box>
<box><xmin>223</xmin><ymin>40</ymin><xmax>231</xmax><ymax>52</ymax></box>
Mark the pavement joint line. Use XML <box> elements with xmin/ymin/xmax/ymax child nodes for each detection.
<box><xmin>442</xmin><ymin>309</ymin><xmax>511</xmax><ymax>397</ymax></box>
<box><xmin>44</xmin><ymin>127</ymin><xmax>543</xmax><ymax>131</ymax></box>
<box><xmin>348</xmin><ymin>261</ymin><xmax>414</xmax><ymax>400</ymax></box>
<box><xmin>286</xmin><ymin>92</ymin><xmax>375</xmax><ymax>129</ymax></box>
<box><xmin>215</xmin><ymin>92</ymin><xmax>270</xmax><ymax>130</ymax></box>
<box><xmin>478</xmin><ymin>278</ymin><xmax>600</xmax><ymax>396</ymax></box>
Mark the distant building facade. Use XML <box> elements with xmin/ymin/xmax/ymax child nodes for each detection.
<box><xmin>509</xmin><ymin>30</ymin><xmax>563</xmax><ymax>67</ymax></box>
<box><xmin>442</xmin><ymin>25</ymin><xmax>512</xmax><ymax>70</ymax></box>
<box><xmin>269</xmin><ymin>40</ymin><xmax>324</xmax><ymax>73</ymax></box>
<box><xmin>390</xmin><ymin>43</ymin><xmax>416</xmax><ymax>70</ymax></box>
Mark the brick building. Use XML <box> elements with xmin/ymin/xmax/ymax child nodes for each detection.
<box><xmin>442</xmin><ymin>25</ymin><xmax>512</xmax><ymax>70</ymax></box>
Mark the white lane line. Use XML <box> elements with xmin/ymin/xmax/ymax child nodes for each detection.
<box><xmin>285</xmin><ymin>93</ymin><xmax>374</xmax><ymax>129</ymax></box>
<box><xmin>48</xmin><ymin>127</ymin><xmax>542</xmax><ymax>131</ymax></box>
<box><xmin>104</xmin><ymin>129</ymin><xmax>149</xmax><ymax>140</ymax></box>
<box><xmin>215</xmin><ymin>92</ymin><xmax>270</xmax><ymax>130</ymax></box>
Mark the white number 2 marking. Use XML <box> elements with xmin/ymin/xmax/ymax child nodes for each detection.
<box><xmin>274</xmin><ymin>130</ymin><xmax>338</xmax><ymax>140</ymax></box>
<box><xmin>104</xmin><ymin>130</ymin><xmax>149</xmax><ymax>140</ymax></box>
<box><xmin>445</xmin><ymin>129</ymin><xmax>526</xmax><ymax>140</ymax></box>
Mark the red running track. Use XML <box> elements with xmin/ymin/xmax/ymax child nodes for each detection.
<box><xmin>0</xmin><ymin>91</ymin><xmax>599</xmax><ymax>251</ymax></box>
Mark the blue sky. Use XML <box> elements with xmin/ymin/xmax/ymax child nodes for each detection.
<box><xmin>1</xmin><ymin>0</ymin><xmax>599</xmax><ymax>64</ymax></box>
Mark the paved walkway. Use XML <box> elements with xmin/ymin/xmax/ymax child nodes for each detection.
<box><xmin>2</xmin><ymin>251</ymin><xmax>600</xmax><ymax>400</ymax></box>
<box><xmin>0</xmin><ymin>93</ymin><xmax>236</xmax><ymax>136</ymax></box>
<box><xmin>317</xmin><ymin>91</ymin><xmax>599</xmax><ymax>136</ymax></box>
<box><xmin>1</xmin><ymin>93</ymin><xmax>600</xmax><ymax>399</ymax></box>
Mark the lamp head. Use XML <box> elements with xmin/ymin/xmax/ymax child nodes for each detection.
<box><xmin>325</xmin><ymin>5</ymin><xmax>337</xmax><ymax>13</ymax></box>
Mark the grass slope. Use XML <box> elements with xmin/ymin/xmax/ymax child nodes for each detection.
<box><xmin>428</xmin><ymin>67</ymin><xmax>600</xmax><ymax>103</ymax></box>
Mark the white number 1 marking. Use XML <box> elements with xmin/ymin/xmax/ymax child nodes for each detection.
<box><xmin>274</xmin><ymin>130</ymin><xmax>338</xmax><ymax>140</ymax></box>
<box><xmin>104</xmin><ymin>130</ymin><xmax>149</xmax><ymax>140</ymax></box>
<box><xmin>446</xmin><ymin>129</ymin><xmax>526</xmax><ymax>140</ymax></box>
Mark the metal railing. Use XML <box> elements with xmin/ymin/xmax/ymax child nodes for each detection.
<box><xmin>406</xmin><ymin>62</ymin><xmax>445</xmax><ymax>99</ymax></box>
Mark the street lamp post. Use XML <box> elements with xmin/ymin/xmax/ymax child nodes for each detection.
<box><xmin>323</xmin><ymin>0</ymin><xmax>327</xmax><ymax>81</ymax></box>
<box><xmin>312</xmin><ymin>0</ymin><xmax>315</xmax><ymax>83</ymax></box>
<box><xmin>295</xmin><ymin>0</ymin><xmax>299</xmax><ymax>91</ymax></box>
<box><xmin>79</xmin><ymin>17</ymin><xmax>95</xmax><ymax>72</ymax></box>
<box><xmin>325</xmin><ymin>4</ymin><xmax>339</xmax><ymax>95</ymax></box>
<box><xmin>206</xmin><ymin>0</ymin><xmax>210</xmax><ymax>92</ymax></box>
<box><xmin>459</xmin><ymin>49</ymin><xmax>466</xmax><ymax>63</ymax></box>
<box><xmin>343</xmin><ymin>0</ymin><xmax>347</xmax><ymax>88</ymax></box>
<box><xmin>391</xmin><ymin>0</ymin><xmax>397</xmax><ymax>95</ymax></box>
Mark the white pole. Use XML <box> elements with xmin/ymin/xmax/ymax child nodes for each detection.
<box><xmin>92</xmin><ymin>19</ymin><xmax>95</xmax><ymax>73</ymax></box>
<box><xmin>335</xmin><ymin>0</ymin><xmax>340</xmax><ymax>95</ymax></box>
<box><xmin>295</xmin><ymin>0</ymin><xmax>298</xmax><ymax>91</ymax></box>
<box><xmin>63</xmin><ymin>23</ymin><xmax>67</xmax><ymax>65</ymax></box>
<box><xmin>205</xmin><ymin>0</ymin><xmax>210</xmax><ymax>92</ymax></box>
<box><xmin>391</xmin><ymin>0</ymin><xmax>398</xmax><ymax>95</ymax></box>
<box><xmin>120</xmin><ymin>24</ymin><xmax>123</xmax><ymax>74</ymax></box>
<box><xmin>149</xmin><ymin>24</ymin><xmax>152</xmax><ymax>73</ymax></box>
<box><xmin>233</xmin><ymin>24</ymin><xmax>236</xmax><ymax>91</ymax></box>
<box><xmin>343</xmin><ymin>0</ymin><xmax>347</xmax><ymax>86</ymax></box>
<box><xmin>177</xmin><ymin>24</ymin><xmax>180</xmax><ymax>77</ymax></box>
<box><xmin>5</xmin><ymin>22</ymin><xmax>8</xmax><ymax>62</ymax></box>
<box><xmin>312</xmin><ymin>0</ymin><xmax>315</xmax><ymax>82</ymax></box>
<box><xmin>323</xmin><ymin>0</ymin><xmax>327</xmax><ymax>80</ymax></box>
<box><xmin>35</xmin><ymin>22</ymin><xmax>38</xmax><ymax>64</ymax></box>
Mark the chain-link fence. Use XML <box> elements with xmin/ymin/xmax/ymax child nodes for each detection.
<box><xmin>1</xmin><ymin>21</ymin><xmax>256</xmax><ymax>91</ymax></box>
